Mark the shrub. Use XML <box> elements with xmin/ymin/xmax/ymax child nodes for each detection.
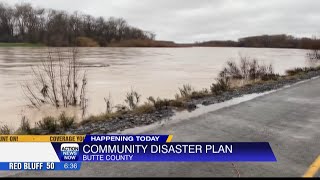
<box><xmin>178</xmin><ymin>84</ymin><xmax>193</xmax><ymax>99</ymax></box>
<box><xmin>147</xmin><ymin>97</ymin><xmax>170</xmax><ymax>110</ymax></box>
<box><xmin>58</xmin><ymin>112</ymin><xmax>75</xmax><ymax>130</ymax></box>
<box><xmin>36</xmin><ymin>116</ymin><xmax>58</xmax><ymax>133</ymax></box>
<box><xmin>147</xmin><ymin>96</ymin><xmax>164</xmax><ymax>109</ymax></box>
<box><xmin>219</xmin><ymin>56</ymin><xmax>275</xmax><ymax>81</ymax></box>
<box><xmin>17</xmin><ymin>116</ymin><xmax>32</xmax><ymax>135</ymax></box>
<box><xmin>189</xmin><ymin>89</ymin><xmax>210</xmax><ymax>99</ymax></box>
<box><xmin>285</xmin><ymin>67</ymin><xmax>318</xmax><ymax>76</ymax></box>
<box><xmin>133</xmin><ymin>103</ymin><xmax>155</xmax><ymax>114</ymax></box>
<box><xmin>239</xmin><ymin>57</ymin><xmax>250</xmax><ymax>79</ymax></box>
<box><xmin>169</xmin><ymin>99</ymin><xmax>185</xmax><ymax>109</ymax></box>
<box><xmin>221</xmin><ymin>61</ymin><xmax>242</xmax><ymax>79</ymax></box>
<box><xmin>286</xmin><ymin>68</ymin><xmax>304</xmax><ymax>76</ymax></box>
<box><xmin>307</xmin><ymin>49</ymin><xmax>320</xmax><ymax>62</ymax></box>
<box><xmin>174</xmin><ymin>93</ymin><xmax>180</xmax><ymax>100</ymax></box>
<box><xmin>147</xmin><ymin>96</ymin><xmax>156</xmax><ymax>106</ymax></box>
<box><xmin>115</xmin><ymin>104</ymin><xmax>129</xmax><ymax>113</ymax></box>
<box><xmin>248</xmin><ymin>59</ymin><xmax>260</xmax><ymax>80</ymax></box>
<box><xmin>0</xmin><ymin>125</ymin><xmax>11</xmax><ymax>135</ymax></box>
<box><xmin>211</xmin><ymin>77</ymin><xmax>231</xmax><ymax>95</ymax></box>
<box><xmin>125</xmin><ymin>88</ymin><xmax>141</xmax><ymax>110</ymax></box>
<box><xmin>104</xmin><ymin>94</ymin><xmax>113</xmax><ymax>113</ymax></box>
<box><xmin>260</xmin><ymin>73</ymin><xmax>280</xmax><ymax>81</ymax></box>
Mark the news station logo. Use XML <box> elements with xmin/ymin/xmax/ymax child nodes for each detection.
<box><xmin>60</xmin><ymin>143</ymin><xmax>79</xmax><ymax>161</ymax></box>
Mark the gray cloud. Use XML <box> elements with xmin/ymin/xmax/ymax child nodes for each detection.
<box><xmin>1</xmin><ymin>0</ymin><xmax>320</xmax><ymax>42</ymax></box>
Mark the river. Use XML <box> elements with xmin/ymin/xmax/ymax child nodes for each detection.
<box><xmin>0</xmin><ymin>47</ymin><xmax>311</xmax><ymax>129</ymax></box>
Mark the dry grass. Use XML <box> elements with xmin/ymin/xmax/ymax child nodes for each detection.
<box><xmin>80</xmin><ymin>112</ymin><xmax>121</xmax><ymax>125</ymax></box>
<box><xmin>178</xmin><ymin>84</ymin><xmax>194</xmax><ymax>99</ymax></box>
<box><xmin>58</xmin><ymin>112</ymin><xmax>75</xmax><ymax>130</ymax></box>
<box><xmin>286</xmin><ymin>67</ymin><xmax>318</xmax><ymax>76</ymax></box>
<box><xmin>175</xmin><ymin>85</ymin><xmax>210</xmax><ymax>100</ymax></box>
<box><xmin>16</xmin><ymin>112</ymin><xmax>77</xmax><ymax>134</ymax></box>
<box><xmin>209</xmin><ymin>56</ymin><xmax>279</xmax><ymax>95</ymax></box>
<box><xmin>210</xmin><ymin>77</ymin><xmax>231</xmax><ymax>95</ymax></box>
<box><xmin>125</xmin><ymin>88</ymin><xmax>141</xmax><ymax>110</ymax></box>
<box><xmin>147</xmin><ymin>96</ymin><xmax>171</xmax><ymax>110</ymax></box>
<box><xmin>189</xmin><ymin>88</ymin><xmax>211</xmax><ymax>99</ymax></box>
<box><xmin>36</xmin><ymin>116</ymin><xmax>58</xmax><ymax>133</ymax></box>
<box><xmin>220</xmin><ymin>56</ymin><xmax>277</xmax><ymax>81</ymax></box>
<box><xmin>0</xmin><ymin>125</ymin><xmax>11</xmax><ymax>135</ymax></box>
<box><xmin>17</xmin><ymin>116</ymin><xmax>32</xmax><ymax>135</ymax></box>
<box><xmin>76</xmin><ymin>37</ymin><xmax>99</xmax><ymax>47</ymax></box>
<box><xmin>108</xmin><ymin>39</ymin><xmax>179</xmax><ymax>47</ymax></box>
<box><xmin>132</xmin><ymin>103</ymin><xmax>155</xmax><ymax>114</ymax></box>
<box><xmin>168</xmin><ymin>99</ymin><xmax>185</xmax><ymax>109</ymax></box>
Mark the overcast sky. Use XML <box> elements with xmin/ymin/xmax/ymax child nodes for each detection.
<box><xmin>1</xmin><ymin>0</ymin><xmax>320</xmax><ymax>43</ymax></box>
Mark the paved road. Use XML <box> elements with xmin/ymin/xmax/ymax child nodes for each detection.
<box><xmin>13</xmin><ymin>77</ymin><xmax>320</xmax><ymax>177</ymax></box>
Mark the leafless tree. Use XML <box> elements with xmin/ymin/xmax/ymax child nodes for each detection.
<box><xmin>79</xmin><ymin>72</ymin><xmax>88</xmax><ymax>118</ymax></box>
<box><xmin>104</xmin><ymin>93</ymin><xmax>113</xmax><ymax>114</ymax></box>
<box><xmin>307</xmin><ymin>36</ymin><xmax>320</xmax><ymax>63</ymax></box>
<box><xmin>22</xmin><ymin>47</ymin><xmax>88</xmax><ymax>110</ymax></box>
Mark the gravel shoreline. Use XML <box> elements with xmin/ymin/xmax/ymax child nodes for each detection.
<box><xmin>66</xmin><ymin>70</ymin><xmax>320</xmax><ymax>135</ymax></box>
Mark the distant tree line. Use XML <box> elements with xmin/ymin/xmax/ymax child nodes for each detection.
<box><xmin>0</xmin><ymin>3</ymin><xmax>155</xmax><ymax>46</ymax></box>
<box><xmin>195</xmin><ymin>34</ymin><xmax>320</xmax><ymax>49</ymax></box>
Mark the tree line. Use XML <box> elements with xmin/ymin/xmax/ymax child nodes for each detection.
<box><xmin>195</xmin><ymin>34</ymin><xmax>320</xmax><ymax>49</ymax></box>
<box><xmin>0</xmin><ymin>3</ymin><xmax>155</xmax><ymax>46</ymax></box>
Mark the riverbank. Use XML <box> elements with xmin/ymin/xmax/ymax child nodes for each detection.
<box><xmin>107</xmin><ymin>39</ymin><xmax>188</xmax><ymax>47</ymax></box>
<box><xmin>63</xmin><ymin>66</ymin><xmax>320</xmax><ymax>135</ymax></box>
<box><xmin>0</xmin><ymin>43</ymin><xmax>45</xmax><ymax>47</ymax></box>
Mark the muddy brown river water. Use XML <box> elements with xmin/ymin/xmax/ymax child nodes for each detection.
<box><xmin>0</xmin><ymin>47</ymin><xmax>310</xmax><ymax>129</ymax></box>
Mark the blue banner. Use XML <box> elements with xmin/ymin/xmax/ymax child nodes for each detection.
<box><xmin>0</xmin><ymin>162</ymin><xmax>81</xmax><ymax>171</ymax></box>
<box><xmin>83</xmin><ymin>135</ymin><xmax>170</xmax><ymax>143</ymax></box>
<box><xmin>52</xmin><ymin>140</ymin><xmax>277</xmax><ymax>162</ymax></box>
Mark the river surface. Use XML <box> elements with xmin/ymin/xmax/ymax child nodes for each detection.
<box><xmin>0</xmin><ymin>47</ymin><xmax>311</xmax><ymax>129</ymax></box>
